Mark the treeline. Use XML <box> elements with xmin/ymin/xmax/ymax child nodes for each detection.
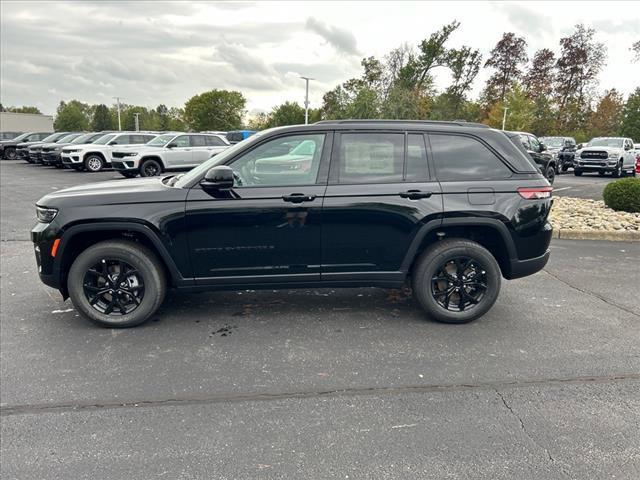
<box><xmin>3</xmin><ymin>22</ymin><xmax>639</xmax><ymax>141</ymax></box>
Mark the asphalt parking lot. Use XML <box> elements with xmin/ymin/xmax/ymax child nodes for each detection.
<box><xmin>553</xmin><ymin>171</ymin><xmax>622</xmax><ymax>200</ymax></box>
<box><xmin>1</xmin><ymin>160</ymin><xmax>639</xmax><ymax>479</ymax></box>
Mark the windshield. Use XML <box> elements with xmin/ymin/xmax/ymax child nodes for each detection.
<box><xmin>92</xmin><ymin>134</ymin><xmax>116</xmax><ymax>145</ymax></box>
<box><xmin>540</xmin><ymin>137</ymin><xmax>565</xmax><ymax>148</ymax></box>
<box><xmin>70</xmin><ymin>133</ymin><xmax>96</xmax><ymax>144</ymax></box>
<box><xmin>174</xmin><ymin>130</ymin><xmax>268</xmax><ymax>188</ymax></box>
<box><xmin>587</xmin><ymin>138</ymin><xmax>624</xmax><ymax>148</ymax></box>
<box><xmin>41</xmin><ymin>133</ymin><xmax>63</xmax><ymax>143</ymax></box>
<box><xmin>56</xmin><ymin>133</ymin><xmax>82</xmax><ymax>143</ymax></box>
<box><xmin>9</xmin><ymin>133</ymin><xmax>31</xmax><ymax>142</ymax></box>
<box><xmin>146</xmin><ymin>134</ymin><xmax>176</xmax><ymax>147</ymax></box>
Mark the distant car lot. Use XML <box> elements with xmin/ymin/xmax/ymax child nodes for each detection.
<box><xmin>552</xmin><ymin>173</ymin><xmax>622</xmax><ymax>200</ymax></box>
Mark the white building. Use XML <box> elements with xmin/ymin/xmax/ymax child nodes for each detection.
<box><xmin>0</xmin><ymin>112</ymin><xmax>54</xmax><ymax>133</ymax></box>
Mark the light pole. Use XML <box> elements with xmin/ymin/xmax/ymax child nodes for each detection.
<box><xmin>501</xmin><ymin>106</ymin><xmax>509</xmax><ymax>131</ymax></box>
<box><xmin>133</xmin><ymin>113</ymin><xmax>140</xmax><ymax>132</ymax></box>
<box><xmin>113</xmin><ymin>97</ymin><xmax>123</xmax><ymax>131</ymax></box>
<box><xmin>300</xmin><ymin>76</ymin><xmax>314</xmax><ymax>124</ymax></box>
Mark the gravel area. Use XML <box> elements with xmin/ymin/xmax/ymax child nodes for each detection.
<box><xmin>550</xmin><ymin>196</ymin><xmax>640</xmax><ymax>232</ymax></box>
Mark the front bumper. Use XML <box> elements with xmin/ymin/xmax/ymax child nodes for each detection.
<box><xmin>32</xmin><ymin>221</ymin><xmax>61</xmax><ymax>290</ymax></box>
<box><xmin>575</xmin><ymin>160</ymin><xmax>619</xmax><ymax>172</ymax></box>
<box><xmin>61</xmin><ymin>153</ymin><xmax>83</xmax><ymax>165</ymax></box>
<box><xmin>111</xmin><ymin>159</ymin><xmax>138</xmax><ymax>171</ymax></box>
<box><xmin>42</xmin><ymin>152</ymin><xmax>61</xmax><ymax>165</ymax></box>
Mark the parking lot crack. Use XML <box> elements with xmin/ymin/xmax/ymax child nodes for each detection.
<box><xmin>542</xmin><ymin>269</ymin><xmax>640</xmax><ymax>318</ymax></box>
<box><xmin>495</xmin><ymin>389</ymin><xmax>570</xmax><ymax>478</ymax></box>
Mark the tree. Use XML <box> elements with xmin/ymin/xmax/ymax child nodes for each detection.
<box><xmin>632</xmin><ymin>40</ymin><xmax>640</xmax><ymax>62</ymax></box>
<box><xmin>444</xmin><ymin>47</ymin><xmax>482</xmax><ymax>117</ymax></box>
<box><xmin>523</xmin><ymin>49</ymin><xmax>555</xmax><ymax>99</ymax></box>
<box><xmin>155</xmin><ymin>104</ymin><xmax>171</xmax><ymax>130</ymax></box>
<box><xmin>554</xmin><ymin>24</ymin><xmax>606</xmax><ymax>131</ymax></box>
<box><xmin>4</xmin><ymin>105</ymin><xmax>42</xmax><ymax>114</ymax></box>
<box><xmin>91</xmin><ymin>104</ymin><xmax>113</xmax><ymax>131</ymax></box>
<box><xmin>586</xmin><ymin>89</ymin><xmax>624</xmax><ymax>138</ymax></box>
<box><xmin>483</xmin><ymin>32</ymin><xmax>528</xmax><ymax>104</ymax></box>
<box><xmin>267</xmin><ymin>101</ymin><xmax>306</xmax><ymax>127</ymax></box>
<box><xmin>485</xmin><ymin>84</ymin><xmax>534</xmax><ymax>131</ymax></box>
<box><xmin>183</xmin><ymin>90</ymin><xmax>246</xmax><ymax>131</ymax></box>
<box><xmin>620</xmin><ymin>87</ymin><xmax>640</xmax><ymax>140</ymax></box>
<box><xmin>54</xmin><ymin>100</ymin><xmax>90</xmax><ymax>131</ymax></box>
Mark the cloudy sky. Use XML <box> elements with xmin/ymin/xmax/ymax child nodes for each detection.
<box><xmin>1</xmin><ymin>1</ymin><xmax>638</xmax><ymax>117</ymax></box>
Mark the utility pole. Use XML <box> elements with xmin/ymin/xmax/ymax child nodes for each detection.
<box><xmin>300</xmin><ymin>76</ymin><xmax>314</xmax><ymax>125</ymax></box>
<box><xmin>113</xmin><ymin>97</ymin><xmax>123</xmax><ymax>131</ymax></box>
<box><xmin>501</xmin><ymin>106</ymin><xmax>509</xmax><ymax>131</ymax></box>
<box><xmin>133</xmin><ymin>113</ymin><xmax>140</xmax><ymax>132</ymax></box>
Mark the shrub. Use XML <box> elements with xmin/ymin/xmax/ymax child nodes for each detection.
<box><xmin>602</xmin><ymin>177</ymin><xmax>640</xmax><ymax>213</ymax></box>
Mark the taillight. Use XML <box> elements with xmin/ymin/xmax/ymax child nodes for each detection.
<box><xmin>517</xmin><ymin>186</ymin><xmax>553</xmax><ymax>199</ymax></box>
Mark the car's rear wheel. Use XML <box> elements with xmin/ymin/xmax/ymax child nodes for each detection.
<box><xmin>67</xmin><ymin>240</ymin><xmax>166</xmax><ymax>328</ymax></box>
<box><xmin>85</xmin><ymin>155</ymin><xmax>104</xmax><ymax>173</ymax></box>
<box><xmin>545</xmin><ymin>166</ymin><xmax>555</xmax><ymax>184</ymax></box>
<box><xmin>140</xmin><ymin>159</ymin><xmax>162</xmax><ymax>177</ymax></box>
<box><xmin>411</xmin><ymin>239</ymin><xmax>501</xmax><ymax>324</ymax></box>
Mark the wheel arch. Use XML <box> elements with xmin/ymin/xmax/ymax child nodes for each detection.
<box><xmin>401</xmin><ymin>218</ymin><xmax>517</xmax><ymax>278</ymax></box>
<box><xmin>55</xmin><ymin>222</ymin><xmax>187</xmax><ymax>298</ymax></box>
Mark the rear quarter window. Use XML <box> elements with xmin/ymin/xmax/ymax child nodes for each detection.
<box><xmin>430</xmin><ymin>134</ymin><xmax>512</xmax><ymax>181</ymax></box>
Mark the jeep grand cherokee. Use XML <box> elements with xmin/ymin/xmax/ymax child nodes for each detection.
<box><xmin>32</xmin><ymin>120</ymin><xmax>553</xmax><ymax>327</ymax></box>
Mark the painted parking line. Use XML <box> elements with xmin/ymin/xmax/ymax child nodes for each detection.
<box><xmin>553</xmin><ymin>186</ymin><xmax>572</xmax><ymax>192</ymax></box>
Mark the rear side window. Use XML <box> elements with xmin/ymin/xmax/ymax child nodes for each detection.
<box><xmin>430</xmin><ymin>134</ymin><xmax>512</xmax><ymax>181</ymax></box>
<box><xmin>336</xmin><ymin>133</ymin><xmax>404</xmax><ymax>184</ymax></box>
<box><xmin>206</xmin><ymin>136</ymin><xmax>227</xmax><ymax>146</ymax></box>
<box><xmin>190</xmin><ymin>135</ymin><xmax>206</xmax><ymax>147</ymax></box>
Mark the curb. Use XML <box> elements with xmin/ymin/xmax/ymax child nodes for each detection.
<box><xmin>551</xmin><ymin>229</ymin><xmax>640</xmax><ymax>242</ymax></box>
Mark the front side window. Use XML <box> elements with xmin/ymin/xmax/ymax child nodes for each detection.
<box><xmin>430</xmin><ymin>134</ymin><xmax>512</xmax><ymax>181</ymax></box>
<box><xmin>110</xmin><ymin>135</ymin><xmax>130</xmax><ymax>145</ymax></box>
<box><xmin>230</xmin><ymin>134</ymin><xmax>325</xmax><ymax>187</ymax></box>
<box><xmin>336</xmin><ymin>133</ymin><xmax>404</xmax><ymax>184</ymax></box>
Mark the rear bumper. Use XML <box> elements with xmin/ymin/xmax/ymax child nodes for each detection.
<box><xmin>507</xmin><ymin>250</ymin><xmax>550</xmax><ymax>280</ymax></box>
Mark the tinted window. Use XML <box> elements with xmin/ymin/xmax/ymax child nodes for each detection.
<box><xmin>130</xmin><ymin>135</ymin><xmax>148</xmax><ymax>144</ymax></box>
<box><xmin>206</xmin><ymin>136</ymin><xmax>227</xmax><ymax>147</ymax></box>
<box><xmin>230</xmin><ymin>134</ymin><xmax>325</xmax><ymax>187</ymax></box>
<box><xmin>142</xmin><ymin>135</ymin><xmax>155</xmax><ymax>143</ymax></box>
<box><xmin>190</xmin><ymin>135</ymin><xmax>206</xmax><ymax>147</ymax></box>
<box><xmin>529</xmin><ymin>136</ymin><xmax>541</xmax><ymax>152</ymax></box>
<box><xmin>430</xmin><ymin>134</ymin><xmax>512</xmax><ymax>181</ymax></box>
<box><xmin>518</xmin><ymin>135</ymin><xmax>530</xmax><ymax>150</ymax></box>
<box><xmin>406</xmin><ymin>134</ymin><xmax>428</xmax><ymax>180</ymax></box>
<box><xmin>337</xmin><ymin>133</ymin><xmax>404</xmax><ymax>184</ymax></box>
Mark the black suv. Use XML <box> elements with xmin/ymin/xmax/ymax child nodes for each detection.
<box><xmin>0</xmin><ymin>132</ymin><xmax>51</xmax><ymax>160</ymax></box>
<box><xmin>506</xmin><ymin>131</ymin><xmax>556</xmax><ymax>183</ymax></box>
<box><xmin>32</xmin><ymin>121</ymin><xmax>553</xmax><ymax>327</ymax></box>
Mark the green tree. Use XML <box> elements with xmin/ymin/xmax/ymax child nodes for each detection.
<box><xmin>620</xmin><ymin>87</ymin><xmax>640</xmax><ymax>140</ymax></box>
<box><xmin>155</xmin><ymin>104</ymin><xmax>171</xmax><ymax>130</ymax></box>
<box><xmin>91</xmin><ymin>104</ymin><xmax>113</xmax><ymax>131</ymax></box>
<box><xmin>267</xmin><ymin>101</ymin><xmax>306</xmax><ymax>127</ymax></box>
<box><xmin>54</xmin><ymin>100</ymin><xmax>90</xmax><ymax>131</ymax></box>
<box><xmin>183</xmin><ymin>90</ymin><xmax>246</xmax><ymax>131</ymax></box>
<box><xmin>485</xmin><ymin>85</ymin><xmax>534</xmax><ymax>131</ymax></box>
<box><xmin>4</xmin><ymin>105</ymin><xmax>42</xmax><ymax>114</ymax></box>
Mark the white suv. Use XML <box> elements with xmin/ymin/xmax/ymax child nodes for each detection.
<box><xmin>61</xmin><ymin>132</ymin><xmax>158</xmax><ymax>172</ymax></box>
<box><xmin>574</xmin><ymin>137</ymin><xmax>637</xmax><ymax>177</ymax></box>
<box><xmin>111</xmin><ymin>133</ymin><xmax>230</xmax><ymax>177</ymax></box>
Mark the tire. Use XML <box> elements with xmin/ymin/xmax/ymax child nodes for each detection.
<box><xmin>4</xmin><ymin>148</ymin><xmax>17</xmax><ymax>160</ymax></box>
<box><xmin>411</xmin><ymin>239</ymin><xmax>501</xmax><ymax>324</ymax></box>
<box><xmin>598</xmin><ymin>171</ymin><xmax>606</xmax><ymax>176</ymax></box>
<box><xmin>84</xmin><ymin>154</ymin><xmax>104</xmax><ymax>173</ymax></box>
<box><xmin>612</xmin><ymin>161</ymin><xmax>622</xmax><ymax>178</ymax></box>
<box><xmin>574</xmin><ymin>170</ymin><xmax>583</xmax><ymax>176</ymax></box>
<box><xmin>67</xmin><ymin>240</ymin><xmax>166</xmax><ymax>328</ymax></box>
<box><xmin>545</xmin><ymin>165</ymin><xmax>555</xmax><ymax>184</ymax></box>
<box><xmin>140</xmin><ymin>159</ymin><xmax>162</xmax><ymax>177</ymax></box>
<box><xmin>561</xmin><ymin>166</ymin><xmax>569</xmax><ymax>172</ymax></box>
<box><xmin>119</xmin><ymin>171</ymin><xmax>138</xmax><ymax>178</ymax></box>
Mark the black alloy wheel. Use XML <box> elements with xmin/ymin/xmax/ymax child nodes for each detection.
<box><xmin>140</xmin><ymin>159</ymin><xmax>162</xmax><ymax>177</ymax></box>
<box><xmin>83</xmin><ymin>259</ymin><xmax>145</xmax><ymax>316</ymax></box>
<box><xmin>431</xmin><ymin>257</ymin><xmax>487</xmax><ymax>312</ymax></box>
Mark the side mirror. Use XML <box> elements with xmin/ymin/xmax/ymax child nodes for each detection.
<box><xmin>539</xmin><ymin>142</ymin><xmax>547</xmax><ymax>152</ymax></box>
<box><xmin>166</xmin><ymin>143</ymin><xmax>178</xmax><ymax>149</ymax></box>
<box><xmin>201</xmin><ymin>165</ymin><xmax>234</xmax><ymax>190</ymax></box>
<box><xmin>576</xmin><ymin>143</ymin><xmax>583</xmax><ymax>150</ymax></box>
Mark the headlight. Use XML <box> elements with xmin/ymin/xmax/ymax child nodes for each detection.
<box><xmin>36</xmin><ymin>206</ymin><xmax>58</xmax><ymax>223</ymax></box>
<box><xmin>608</xmin><ymin>152</ymin><xmax>619</xmax><ymax>158</ymax></box>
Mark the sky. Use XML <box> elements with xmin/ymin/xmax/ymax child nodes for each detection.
<box><xmin>1</xmin><ymin>0</ymin><xmax>639</xmax><ymax>118</ymax></box>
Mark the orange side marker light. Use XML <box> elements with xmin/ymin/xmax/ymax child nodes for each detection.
<box><xmin>51</xmin><ymin>239</ymin><xmax>61</xmax><ymax>257</ymax></box>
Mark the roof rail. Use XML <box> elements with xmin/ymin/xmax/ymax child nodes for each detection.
<box><xmin>314</xmin><ymin>119</ymin><xmax>490</xmax><ymax>128</ymax></box>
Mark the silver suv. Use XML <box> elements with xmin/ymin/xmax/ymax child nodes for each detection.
<box><xmin>111</xmin><ymin>133</ymin><xmax>230</xmax><ymax>177</ymax></box>
<box><xmin>575</xmin><ymin>137</ymin><xmax>637</xmax><ymax>177</ymax></box>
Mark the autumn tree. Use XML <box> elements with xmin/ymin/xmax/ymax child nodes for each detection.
<box><xmin>485</xmin><ymin>84</ymin><xmax>534</xmax><ymax>131</ymax></box>
<box><xmin>483</xmin><ymin>33</ymin><xmax>528</xmax><ymax>105</ymax></box>
<box><xmin>586</xmin><ymin>89</ymin><xmax>624</xmax><ymax>138</ymax></box>
<box><xmin>554</xmin><ymin>24</ymin><xmax>606</xmax><ymax>131</ymax></box>
<box><xmin>523</xmin><ymin>49</ymin><xmax>555</xmax><ymax>99</ymax></box>
<box><xmin>632</xmin><ymin>40</ymin><xmax>640</xmax><ymax>62</ymax></box>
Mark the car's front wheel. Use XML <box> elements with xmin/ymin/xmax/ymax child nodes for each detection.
<box><xmin>612</xmin><ymin>161</ymin><xmax>622</xmax><ymax>178</ymax></box>
<box><xmin>67</xmin><ymin>240</ymin><xmax>166</xmax><ymax>327</ymax></box>
<box><xmin>411</xmin><ymin>239</ymin><xmax>501</xmax><ymax>324</ymax></box>
<box><xmin>84</xmin><ymin>155</ymin><xmax>105</xmax><ymax>173</ymax></box>
<box><xmin>4</xmin><ymin>148</ymin><xmax>17</xmax><ymax>160</ymax></box>
<box><xmin>140</xmin><ymin>159</ymin><xmax>162</xmax><ymax>177</ymax></box>
<box><xmin>545</xmin><ymin>165</ymin><xmax>555</xmax><ymax>184</ymax></box>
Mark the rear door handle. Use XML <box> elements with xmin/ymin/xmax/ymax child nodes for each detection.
<box><xmin>282</xmin><ymin>193</ymin><xmax>317</xmax><ymax>203</ymax></box>
<box><xmin>399</xmin><ymin>190</ymin><xmax>432</xmax><ymax>200</ymax></box>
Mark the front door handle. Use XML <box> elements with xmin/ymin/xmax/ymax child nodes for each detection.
<box><xmin>282</xmin><ymin>193</ymin><xmax>317</xmax><ymax>203</ymax></box>
<box><xmin>399</xmin><ymin>190</ymin><xmax>432</xmax><ymax>200</ymax></box>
